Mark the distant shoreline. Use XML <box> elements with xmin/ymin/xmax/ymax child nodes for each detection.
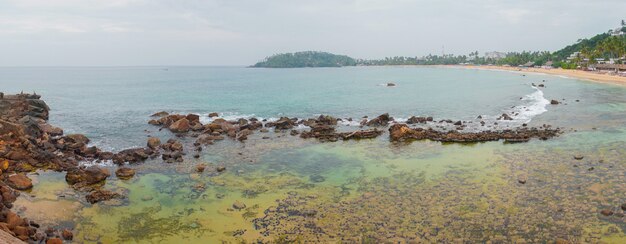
<box><xmin>437</xmin><ymin>65</ymin><xmax>626</xmax><ymax>87</ymax></box>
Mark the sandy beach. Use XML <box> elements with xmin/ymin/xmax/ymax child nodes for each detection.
<box><xmin>444</xmin><ymin>65</ymin><xmax>626</xmax><ymax>86</ymax></box>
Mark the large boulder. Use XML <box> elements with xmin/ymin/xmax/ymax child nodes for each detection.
<box><xmin>65</xmin><ymin>166</ymin><xmax>110</xmax><ymax>186</ymax></box>
<box><xmin>406</xmin><ymin>116</ymin><xmax>433</xmax><ymax>124</ymax></box>
<box><xmin>150</xmin><ymin>111</ymin><xmax>169</xmax><ymax>117</ymax></box>
<box><xmin>40</xmin><ymin>124</ymin><xmax>63</xmax><ymax>136</ymax></box>
<box><xmin>366</xmin><ymin>113</ymin><xmax>392</xmax><ymax>127</ymax></box>
<box><xmin>185</xmin><ymin>114</ymin><xmax>200</xmax><ymax>124</ymax></box>
<box><xmin>63</xmin><ymin>134</ymin><xmax>90</xmax><ymax>150</ymax></box>
<box><xmin>169</xmin><ymin>118</ymin><xmax>190</xmax><ymax>133</ymax></box>
<box><xmin>86</xmin><ymin>189</ymin><xmax>122</xmax><ymax>204</ymax></box>
<box><xmin>147</xmin><ymin>137</ymin><xmax>161</xmax><ymax>150</ymax></box>
<box><xmin>112</xmin><ymin>148</ymin><xmax>152</xmax><ymax>165</ymax></box>
<box><xmin>115</xmin><ymin>167</ymin><xmax>135</xmax><ymax>179</ymax></box>
<box><xmin>5</xmin><ymin>174</ymin><xmax>33</xmax><ymax>190</ymax></box>
<box><xmin>272</xmin><ymin>117</ymin><xmax>295</xmax><ymax>130</ymax></box>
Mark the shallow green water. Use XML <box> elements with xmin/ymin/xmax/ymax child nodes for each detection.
<box><xmin>5</xmin><ymin>66</ymin><xmax>626</xmax><ymax>242</ymax></box>
<box><xmin>14</xmin><ymin>128</ymin><xmax>626</xmax><ymax>243</ymax></box>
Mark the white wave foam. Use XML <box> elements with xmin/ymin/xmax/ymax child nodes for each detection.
<box><xmin>194</xmin><ymin>112</ymin><xmax>278</xmax><ymax>124</ymax></box>
<box><xmin>80</xmin><ymin>159</ymin><xmax>115</xmax><ymax>167</ymax></box>
<box><xmin>338</xmin><ymin>118</ymin><xmax>362</xmax><ymax>126</ymax></box>
<box><xmin>508</xmin><ymin>86</ymin><xmax>550</xmax><ymax>123</ymax></box>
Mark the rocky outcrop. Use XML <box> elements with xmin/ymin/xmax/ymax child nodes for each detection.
<box><xmin>366</xmin><ymin>113</ymin><xmax>392</xmax><ymax>127</ymax></box>
<box><xmin>147</xmin><ymin>137</ymin><xmax>161</xmax><ymax>150</ymax></box>
<box><xmin>169</xmin><ymin>118</ymin><xmax>191</xmax><ymax>133</ymax></box>
<box><xmin>65</xmin><ymin>166</ymin><xmax>110</xmax><ymax>187</ymax></box>
<box><xmin>86</xmin><ymin>189</ymin><xmax>122</xmax><ymax>204</ymax></box>
<box><xmin>112</xmin><ymin>148</ymin><xmax>155</xmax><ymax>165</ymax></box>
<box><xmin>115</xmin><ymin>167</ymin><xmax>135</xmax><ymax>179</ymax></box>
<box><xmin>406</xmin><ymin>116</ymin><xmax>433</xmax><ymax>124</ymax></box>
<box><xmin>389</xmin><ymin>124</ymin><xmax>560</xmax><ymax>143</ymax></box>
<box><xmin>5</xmin><ymin>174</ymin><xmax>32</xmax><ymax>190</ymax></box>
<box><xmin>267</xmin><ymin>117</ymin><xmax>296</xmax><ymax>130</ymax></box>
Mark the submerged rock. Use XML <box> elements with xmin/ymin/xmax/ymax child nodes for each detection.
<box><xmin>61</xmin><ymin>229</ymin><xmax>73</xmax><ymax>240</ymax></box>
<box><xmin>406</xmin><ymin>116</ymin><xmax>433</xmax><ymax>124</ymax></box>
<box><xmin>600</xmin><ymin>209</ymin><xmax>614</xmax><ymax>216</ymax></box>
<box><xmin>150</xmin><ymin>111</ymin><xmax>169</xmax><ymax>117</ymax></box>
<box><xmin>65</xmin><ymin>166</ymin><xmax>110</xmax><ymax>186</ymax></box>
<box><xmin>115</xmin><ymin>167</ymin><xmax>135</xmax><ymax>179</ymax></box>
<box><xmin>169</xmin><ymin>118</ymin><xmax>191</xmax><ymax>133</ymax></box>
<box><xmin>5</xmin><ymin>174</ymin><xmax>33</xmax><ymax>190</ymax></box>
<box><xmin>147</xmin><ymin>137</ymin><xmax>161</xmax><ymax>150</ymax></box>
<box><xmin>366</xmin><ymin>113</ymin><xmax>392</xmax><ymax>127</ymax></box>
<box><xmin>389</xmin><ymin>123</ymin><xmax>560</xmax><ymax>142</ymax></box>
<box><xmin>232</xmin><ymin>201</ymin><xmax>246</xmax><ymax>210</ymax></box>
<box><xmin>86</xmin><ymin>189</ymin><xmax>122</xmax><ymax>204</ymax></box>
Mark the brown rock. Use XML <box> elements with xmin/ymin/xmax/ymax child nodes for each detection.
<box><xmin>6</xmin><ymin>211</ymin><xmax>24</xmax><ymax>229</ymax></box>
<box><xmin>573</xmin><ymin>155</ymin><xmax>584</xmax><ymax>160</ymax></box>
<box><xmin>555</xmin><ymin>238</ymin><xmax>571</xmax><ymax>244</ymax></box>
<box><xmin>61</xmin><ymin>229</ymin><xmax>73</xmax><ymax>240</ymax></box>
<box><xmin>208</xmin><ymin>112</ymin><xmax>219</xmax><ymax>118</ymax></box>
<box><xmin>65</xmin><ymin>134</ymin><xmax>90</xmax><ymax>145</ymax></box>
<box><xmin>86</xmin><ymin>189</ymin><xmax>121</xmax><ymax>204</ymax></box>
<box><xmin>169</xmin><ymin>118</ymin><xmax>190</xmax><ymax>133</ymax></box>
<box><xmin>232</xmin><ymin>201</ymin><xmax>246</xmax><ymax>210</ymax></box>
<box><xmin>151</xmin><ymin>111</ymin><xmax>169</xmax><ymax>117</ymax></box>
<box><xmin>40</xmin><ymin>123</ymin><xmax>63</xmax><ymax>136</ymax></box>
<box><xmin>186</xmin><ymin>114</ymin><xmax>200</xmax><ymax>124</ymax></box>
<box><xmin>237</xmin><ymin>129</ymin><xmax>252</xmax><ymax>141</ymax></box>
<box><xmin>115</xmin><ymin>167</ymin><xmax>135</xmax><ymax>179</ymax></box>
<box><xmin>550</xmin><ymin>99</ymin><xmax>559</xmax><ymax>105</ymax></box>
<box><xmin>196</xmin><ymin>164</ymin><xmax>206</xmax><ymax>173</ymax></box>
<box><xmin>65</xmin><ymin>166</ymin><xmax>110</xmax><ymax>186</ymax></box>
<box><xmin>6</xmin><ymin>174</ymin><xmax>33</xmax><ymax>190</ymax></box>
<box><xmin>47</xmin><ymin>238</ymin><xmax>63</xmax><ymax>244</ymax></box>
<box><xmin>147</xmin><ymin>137</ymin><xmax>161</xmax><ymax>149</ymax></box>
<box><xmin>366</xmin><ymin>113</ymin><xmax>391</xmax><ymax>127</ymax></box>
<box><xmin>600</xmin><ymin>209</ymin><xmax>614</xmax><ymax>216</ymax></box>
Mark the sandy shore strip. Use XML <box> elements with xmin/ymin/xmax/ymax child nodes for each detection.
<box><xmin>440</xmin><ymin>65</ymin><xmax>626</xmax><ymax>86</ymax></box>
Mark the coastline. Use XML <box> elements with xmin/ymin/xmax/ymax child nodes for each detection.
<box><xmin>440</xmin><ymin>65</ymin><xmax>626</xmax><ymax>86</ymax></box>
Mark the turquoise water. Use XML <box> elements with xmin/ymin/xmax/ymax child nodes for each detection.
<box><xmin>3</xmin><ymin>66</ymin><xmax>626</xmax><ymax>242</ymax></box>
<box><xmin>2</xmin><ymin>66</ymin><xmax>624</xmax><ymax>150</ymax></box>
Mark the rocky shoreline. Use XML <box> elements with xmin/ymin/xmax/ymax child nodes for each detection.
<box><xmin>0</xmin><ymin>92</ymin><xmax>564</xmax><ymax>242</ymax></box>
<box><xmin>146</xmin><ymin>112</ymin><xmax>561</xmax><ymax>145</ymax></box>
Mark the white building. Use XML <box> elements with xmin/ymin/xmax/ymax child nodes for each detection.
<box><xmin>484</xmin><ymin>51</ymin><xmax>507</xmax><ymax>60</ymax></box>
<box><xmin>610</xmin><ymin>20</ymin><xmax>625</xmax><ymax>36</ymax></box>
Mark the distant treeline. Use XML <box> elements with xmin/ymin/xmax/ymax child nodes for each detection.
<box><xmin>252</xmin><ymin>30</ymin><xmax>626</xmax><ymax>68</ymax></box>
<box><xmin>251</xmin><ymin>51</ymin><xmax>356</xmax><ymax>68</ymax></box>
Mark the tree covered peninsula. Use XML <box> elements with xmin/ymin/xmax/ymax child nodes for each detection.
<box><xmin>252</xmin><ymin>51</ymin><xmax>357</xmax><ymax>68</ymax></box>
<box><xmin>252</xmin><ymin>21</ymin><xmax>625</xmax><ymax>68</ymax></box>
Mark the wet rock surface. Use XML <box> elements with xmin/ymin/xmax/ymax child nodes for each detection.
<box><xmin>4</xmin><ymin>92</ymin><xmax>616</xmax><ymax>243</ymax></box>
<box><xmin>389</xmin><ymin>123</ymin><xmax>560</xmax><ymax>143</ymax></box>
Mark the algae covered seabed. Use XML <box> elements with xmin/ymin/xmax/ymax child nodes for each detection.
<box><xmin>14</xmin><ymin>124</ymin><xmax>626</xmax><ymax>243</ymax></box>
<box><xmin>5</xmin><ymin>67</ymin><xmax>626</xmax><ymax>243</ymax></box>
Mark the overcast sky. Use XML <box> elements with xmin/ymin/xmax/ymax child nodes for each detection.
<box><xmin>1</xmin><ymin>0</ymin><xmax>624</xmax><ymax>66</ymax></box>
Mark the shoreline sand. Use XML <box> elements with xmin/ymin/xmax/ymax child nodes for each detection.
<box><xmin>439</xmin><ymin>65</ymin><xmax>626</xmax><ymax>86</ymax></box>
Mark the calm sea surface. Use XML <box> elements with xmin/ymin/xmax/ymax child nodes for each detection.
<box><xmin>2</xmin><ymin>66</ymin><xmax>625</xmax><ymax>242</ymax></box>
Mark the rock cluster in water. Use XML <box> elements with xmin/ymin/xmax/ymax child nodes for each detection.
<box><xmin>0</xmin><ymin>92</ymin><xmax>566</xmax><ymax>242</ymax></box>
<box><xmin>147</xmin><ymin>111</ymin><xmax>561</xmax><ymax>145</ymax></box>
<box><xmin>0</xmin><ymin>93</ymin><xmax>91</xmax><ymax>241</ymax></box>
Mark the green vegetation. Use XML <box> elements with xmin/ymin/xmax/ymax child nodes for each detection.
<box><xmin>252</xmin><ymin>51</ymin><xmax>356</xmax><ymax>68</ymax></box>
<box><xmin>253</xmin><ymin>22</ymin><xmax>626</xmax><ymax>68</ymax></box>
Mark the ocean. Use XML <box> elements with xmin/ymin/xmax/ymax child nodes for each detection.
<box><xmin>2</xmin><ymin>66</ymin><xmax>625</xmax><ymax>242</ymax></box>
